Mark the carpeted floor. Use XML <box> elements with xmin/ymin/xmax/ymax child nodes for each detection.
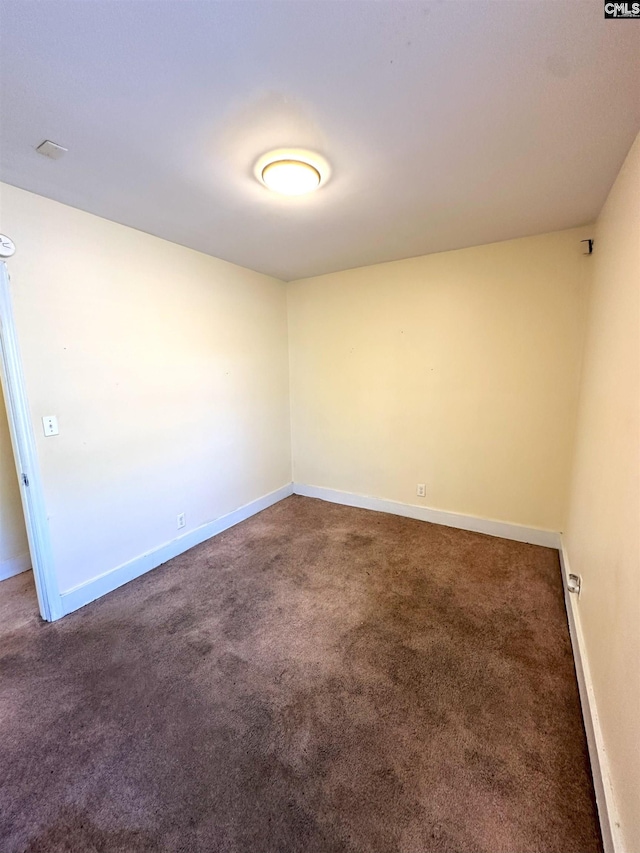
<box><xmin>0</xmin><ymin>496</ymin><xmax>601</xmax><ymax>853</ymax></box>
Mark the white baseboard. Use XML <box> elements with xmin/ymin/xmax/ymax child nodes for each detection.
<box><xmin>293</xmin><ymin>483</ymin><xmax>561</xmax><ymax>548</ymax></box>
<box><xmin>59</xmin><ymin>483</ymin><xmax>294</xmax><ymax>617</ymax></box>
<box><xmin>559</xmin><ymin>541</ymin><xmax>623</xmax><ymax>853</ymax></box>
<box><xmin>0</xmin><ymin>551</ymin><xmax>31</xmax><ymax>581</ymax></box>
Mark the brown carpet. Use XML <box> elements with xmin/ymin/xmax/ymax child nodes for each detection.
<box><xmin>0</xmin><ymin>496</ymin><xmax>601</xmax><ymax>853</ymax></box>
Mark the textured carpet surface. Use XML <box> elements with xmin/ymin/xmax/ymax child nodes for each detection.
<box><xmin>0</xmin><ymin>496</ymin><xmax>601</xmax><ymax>853</ymax></box>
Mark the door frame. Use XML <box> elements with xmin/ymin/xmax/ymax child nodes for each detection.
<box><xmin>0</xmin><ymin>260</ymin><xmax>62</xmax><ymax>621</ymax></box>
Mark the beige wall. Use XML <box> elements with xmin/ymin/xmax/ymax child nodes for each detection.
<box><xmin>0</xmin><ymin>183</ymin><xmax>291</xmax><ymax>593</ymax></box>
<box><xmin>288</xmin><ymin>227</ymin><xmax>592</xmax><ymax>531</ymax></box>
<box><xmin>564</xmin><ymin>132</ymin><xmax>640</xmax><ymax>852</ymax></box>
<box><xmin>0</xmin><ymin>383</ymin><xmax>30</xmax><ymax>573</ymax></box>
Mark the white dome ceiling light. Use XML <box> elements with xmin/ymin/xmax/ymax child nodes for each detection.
<box><xmin>262</xmin><ymin>159</ymin><xmax>320</xmax><ymax>195</ymax></box>
<box><xmin>255</xmin><ymin>150</ymin><xmax>330</xmax><ymax>196</ymax></box>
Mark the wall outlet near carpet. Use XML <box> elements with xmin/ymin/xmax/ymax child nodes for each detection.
<box><xmin>567</xmin><ymin>573</ymin><xmax>582</xmax><ymax>598</ymax></box>
<box><xmin>177</xmin><ymin>512</ymin><xmax>186</xmax><ymax>529</ymax></box>
<box><xmin>416</xmin><ymin>484</ymin><xmax>426</xmax><ymax>497</ymax></box>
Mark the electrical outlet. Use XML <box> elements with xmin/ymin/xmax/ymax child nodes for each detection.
<box><xmin>567</xmin><ymin>573</ymin><xmax>582</xmax><ymax>598</ymax></box>
<box><xmin>177</xmin><ymin>512</ymin><xmax>186</xmax><ymax>529</ymax></box>
<box><xmin>416</xmin><ymin>484</ymin><xmax>426</xmax><ymax>497</ymax></box>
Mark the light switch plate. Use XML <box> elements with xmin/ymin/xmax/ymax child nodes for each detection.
<box><xmin>42</xmin><ymin>415</ymin><xmax>59</xmax><ymax>436</ymax></box>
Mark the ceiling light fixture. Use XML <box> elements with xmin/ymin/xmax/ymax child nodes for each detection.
<box><xmin>262</xmin><ymin>159</ymin><xmax>320</xmax><ymax>195</ymax></box>
<box><xmin>255</xmin><ymin>149</ymin><xmax>329</xmax><ymax>196</ymax></box>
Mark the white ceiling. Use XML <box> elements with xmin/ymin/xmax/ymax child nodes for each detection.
<box><xmin>1</xmin><ymin>1</ymin><xmax>639</xmax><ymax>281</ymax></box>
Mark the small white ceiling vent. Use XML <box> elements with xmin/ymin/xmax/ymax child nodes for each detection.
<box><xmin>36</xmin><ymin>140</ymin><xmax>68</xmax><ymax>160</ymax></box>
